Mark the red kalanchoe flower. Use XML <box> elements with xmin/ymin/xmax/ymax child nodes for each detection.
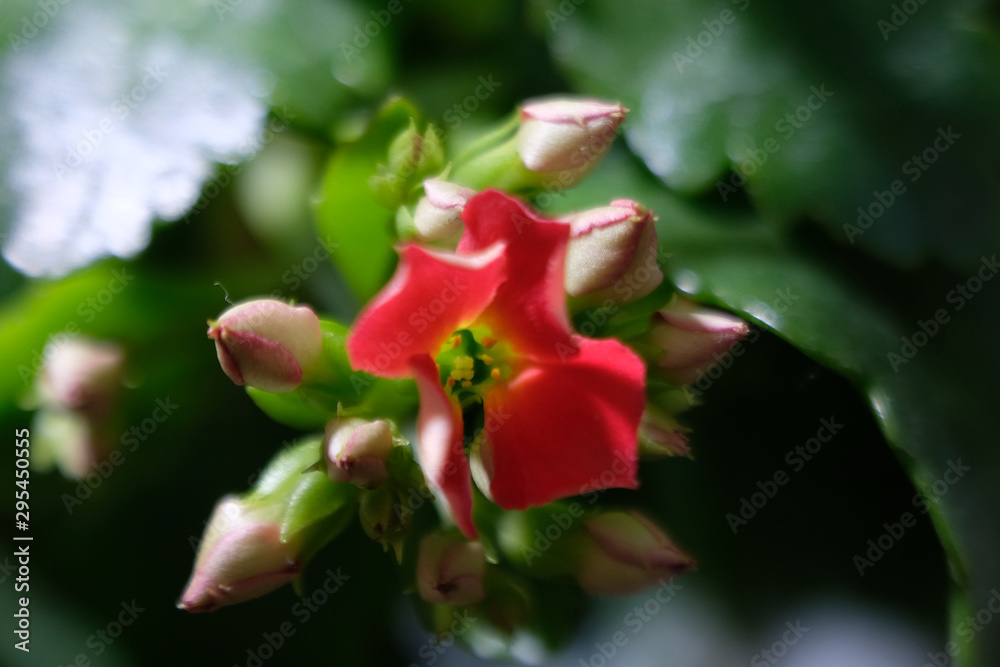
<box><xmin>347</xmin><ymin>190</ymin><xmax>646</xmax><ymax>538</ymax></box>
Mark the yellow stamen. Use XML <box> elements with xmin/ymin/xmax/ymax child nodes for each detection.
<box><xmin>446</xmin><ymin>377</ymin><xmax>456</xmax><ymax>388</ymax></box>
<box><xmin>481</xmin><ymin>354</ymin><xmax>494</xmax><ymax>365</ymax></box>
<box><xmin>461</xmin><ymin>380</ymin><xmax>472</xmax><ymax>388</ymax></box>
<box><xmin>481</xmin><ymin>336</ymin><xmax>497</xmax><ymax>348</ymax></box>
<box><xmin>490</xmin><ymin>367</ymin><xmax>501</xmax><ymax>380</ymax></box>
<box><xmin>449</xmin><ymin>355</ymin><xmax>475</xmax><ymax>382</ymax></box>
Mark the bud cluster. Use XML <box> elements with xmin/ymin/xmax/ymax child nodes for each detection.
<box><xmin>181</xmin><ymin>94</ymin><xmax>751</xmax><ymax>660</ymax></box>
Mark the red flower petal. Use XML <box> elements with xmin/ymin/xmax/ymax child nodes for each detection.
<box><xmin>347</xmin><ymin>243</ymin><xmax>507</xmax><ymax>377</ymax></box>
<box><xmin>481</xmin><ymin>336</ymin><xmax>645</xmax><ymax>509</ymax></box>
<box><xmin>458</xmin><ymin>190</ymin><xmax>576</xmax><ymax>361</ymax></box>
<box><xmin>410</xmin><ymin>355</ymin><xmax>477</xmax><ymax>539</ymax></box>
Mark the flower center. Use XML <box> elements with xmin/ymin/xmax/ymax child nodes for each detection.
<box><xmin>435</xmin><ymin>328</ymin><xmax>509</xmax><ymax>405</ymax></box>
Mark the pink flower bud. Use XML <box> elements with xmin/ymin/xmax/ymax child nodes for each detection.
<box><xmin>518</xmin><ymin>98</ymin><xmax>626</xmax><ymax>179</ymax></box>
<box><xmin>324</xmin><ymin>418</ymin><xmax>393</xmax><ymax>487</ymax></box>
<box><xmin>34</xmin><ymin>338</ymin><xmax>125</xmax><ymax>478</ymax></box>
<box><xmin>38</xmin><ymin>338</ymin><xmax>124</xmax><ymax>416</ymax></box>
<box><xmin>576</xmin><ymin>510</ymin><xmax>694</xmax><ymax>596</ymax></box>
<box><xmin>562</xmin><ymin>200</ymin><xmax>662</xmax><ymax>300</ymax></box>
<box><xmin>639</xmin><ymin>407</ymin><xmax>691</xmax><ymax>458</ymax></box>
<box><xmin>207</xmin><ymin>299</ymin><xmax>322</xmax><ymax>393</ymax></box>
<box><xmin>413</xmin><ymin>179</ymin><xmax>476</xmax><ymax>240</ymax></box>
<box><xmin>178</xmin><ymin>496</ymin><xmax>301</xmax><ymax>613</ymax></box>
<box><xmin>647</xmin><ymin>298</ymin><xmax>749</xmax><ymax>385</ymax></box>
<box><xmin>416</xmin><ymin>533</ymin><xmax>486</xmax><ymax>607</ymax></box>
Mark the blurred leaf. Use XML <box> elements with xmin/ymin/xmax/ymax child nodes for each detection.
<box><xmin>0</xmin><ymin>0</ymin><xmax>391</xmax><ymax>278</ymax></box>
<box><xmin>314</xmin><ymin>98</ymin><xmax>423</xmax><ymax>304</ymax></box>
<box><xmin>552</xmin><ymin>0</ymin><xmax>1000</xmax><ymax>270</ymax></box>
<box><xmin>555</xmin><ymin>152</ymin><xmax>1000</xmax><ymax>665</ymax></box>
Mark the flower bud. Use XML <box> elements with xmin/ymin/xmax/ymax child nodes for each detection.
<box><xmin>562</xmin><ymin>200</ymin><xmax>662</xmax><ymax>300</ymax></box>
<box><xmin>32</xmin><ymin>338</ymin><xmax>125</xmax><ymax>478</ymax></box>
<box><xmin>638</xmin><ymin>406</ymin><xmax>691</xmax><ymax>458</ymax></box>
<box><xmin>207</xmin><ymin>299</ymin><xmax>322</xmax><ymax>393</ymax></box>
<box><xmin>38</xmin><ymin>338</ymin><xmax>124</xmax><ymax>416</ymax></box>
<box><xmin>324</xmin><ymin>417</ymin><xmax>393</xmax><ymax>488</ymax></box>
<box><xmin>576</xmin><ymin>510</ymin><xmax>694</xmax><ymax>596</ymax></box>
<box><xmin>178</xmin><ymin>496</ymin><xmax>302</xmax><ymax>613</ymax></box>
<box><xmin>412</xmin><ymin>179</ymin><xmax>476</xmax><ymax>240</ymax></box>
<box><xmin>645</xmin><ymin>297</ymin><xmax>749</xmax><ymax>385</ymax></box>
<box><xmin>417</xmin><ymin>533</ymin><xmax>487</xmax><ymax>607</ymax></box>
<box><xmin>517</xmin><ymin>98</ymin><xmax>626</xmax><ymax>181</ymax></box>
<box><xmin>359</xmin><ymin>485</ymin><xmax>409</xmax><ymax>563</ymax></box>
<box><xmin>369</xmin><ymin>120</ymin><xmax>445</xmax><ymax>209</ymax></box>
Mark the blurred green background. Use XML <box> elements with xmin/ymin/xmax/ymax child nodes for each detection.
<box><xmin>1</xmin><ymin>0</ymin><xmax>999</xmax><ymax>665</ymax></box>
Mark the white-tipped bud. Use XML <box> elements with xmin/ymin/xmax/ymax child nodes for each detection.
<box><xmin>412</xmin><ymin>179</ymin><xmax>476</xmax><ymax>240</ymax></box>
<box><xmin>518</xmin><ymin>98</ymin><xmax>626</xmax><ymax>181</ymax></box>
<box><xmin>38</xmin><ymin>338</ymin><xmax>124</xmax><ymax>416</ymax></box>
<box><xmin>646</xmin><ymin>297</ymin><xmax>749</xmax><ymax>385</ymax></box>
<box><xmin>562</xmin><ymin>199</ymin><xmax>662</xmax><ymax>300</ymax></box>
<box><xmin>324</xmin><ymin>418</ymin><xmax>393</xmax><ymax>488</ymax></box>
<box><xmin>576</xmin><ymin>510</ymin><xmax>694</xmax><ymax>596</ymax></box>
<box><xmin>178</xmin><ymin>496</ymin><xmax>301</xmax><ymax>613</ymax></box>
<box><xmin>207</xmin><ymin>299</ymin><xmax>322</xmax><ymax>393</ymax></box>
<box><xmin>416</xmin><ymin>533</ymin><xmax>486</xmax><ymax>607</ymax></box>
<box><xmin>638</xmin><ymin>406</ymin><xmax>691</xmax><ymax>458</ymax></box>
<box><xmin>32</xmin><ymin>337</ymin><xmax>125</xmax><ymax>479</ymax></box>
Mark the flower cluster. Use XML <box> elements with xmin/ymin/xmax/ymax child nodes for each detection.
<box><xmin>181</xmin><ymin>96</ymin><xmax>748</xmax><ymax>654</ymax></box>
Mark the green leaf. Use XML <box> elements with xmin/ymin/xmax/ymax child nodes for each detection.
<box><xmin>250</xmin><ymin>437</ymin><xmax>324</xmax><ymax>498</ymax></box>
<box><xmin>281</xmin><ymin>470</ymin><xmax>360</xmax><ymax>541</ymax></box>
<box><xmin>314</xmin><ymin>98</ymin><xmax>425</xmax><ymax>304</ymax></box>
<box><xmin>553</xmin><ymin>0</ymin><xmax>1000</xmax><ymax>270</ymax></box>
<box><xmin>554</xmin><ymin>153</ymin><xmax>1000</xmax><ymax>664</ymax></box>
<box><xmin>245</xmin><ymin>387</ymin><xmax>334</xmax><ymax>430</ymax></box>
